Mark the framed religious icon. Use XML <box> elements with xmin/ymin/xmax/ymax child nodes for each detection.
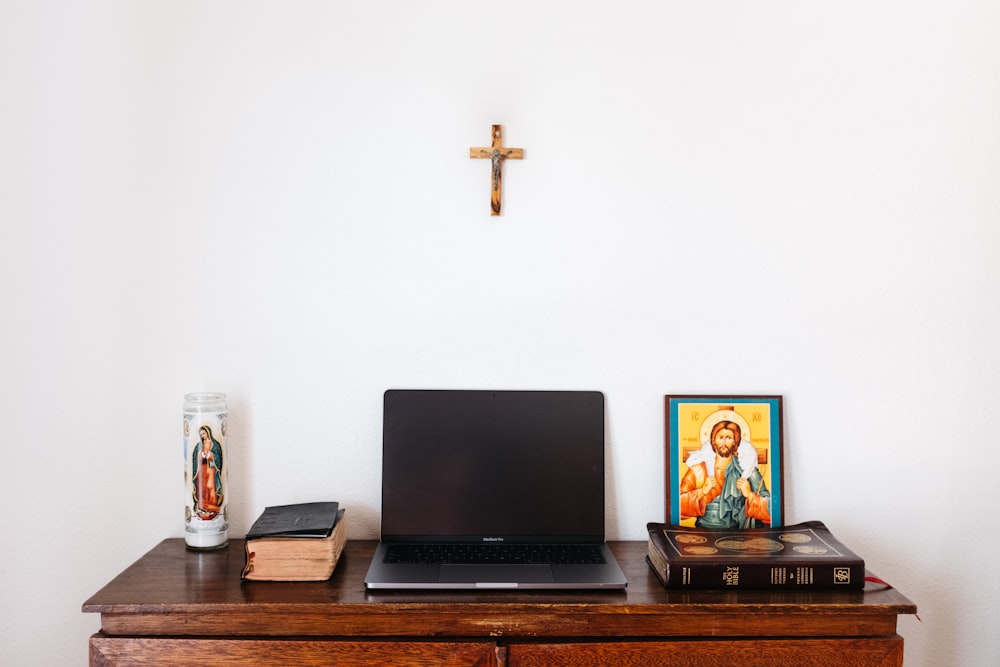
<box><xmin>665</xmin><ymin>395</ymin><xmax>784</xmax><ymax>528</ymax></box>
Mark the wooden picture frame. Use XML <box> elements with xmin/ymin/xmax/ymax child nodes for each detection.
<box><xmin>664</xmin><ymin>395</ymin><xmax>784</xmax><ymax>528</ymax></box>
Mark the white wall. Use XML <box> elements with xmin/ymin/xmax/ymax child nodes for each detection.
<box><xmin>2</xmin><ymin>1</ymin><xmax>997</xmax><ymax>664</ymax></box>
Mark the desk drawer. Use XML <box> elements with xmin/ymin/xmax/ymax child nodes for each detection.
<box><xmin>90</xmin><ymin>635</ymin><xmax>497</xmax><ymax>667</ymax></box>
<box><xmin>507</xmin><ymin>637</ymin><xmax>904</xmax><ymax>667</ymax></box>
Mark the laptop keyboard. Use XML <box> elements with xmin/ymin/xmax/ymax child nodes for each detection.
<box><xmin>384</xmin><ymin>543</ymin><xmax>607</xmax><ymax>565</ymax></box>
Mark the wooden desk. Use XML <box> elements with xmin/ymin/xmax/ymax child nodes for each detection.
<box><xmin>83</xmin><ymin>539</ymin><xmax>916</xmax><ymax>666</ymax></box>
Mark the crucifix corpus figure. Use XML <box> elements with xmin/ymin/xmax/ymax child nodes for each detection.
<box><xmin>469</xmin><ymin>124</ymin><xmax>523</xmax><ymax>216</ymax></box>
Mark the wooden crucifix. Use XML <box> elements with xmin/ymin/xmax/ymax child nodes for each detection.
<box><xmin>469</xmin><ymin>124</ymin><xmax>523</xmax><ymax>216</ymax></box>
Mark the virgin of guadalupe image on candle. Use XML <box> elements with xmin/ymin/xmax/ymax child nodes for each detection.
<box><xmin>192</xmin><ymin>425</ymin><xmax>224</xmax><ymax>520</ymax></box>
<box><xmin>666</xmin><ymin>397</ymin><xmax>783</xmax><ymax>529</ymax></box>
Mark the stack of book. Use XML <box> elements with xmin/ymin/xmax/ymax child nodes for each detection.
<box><xmin>646</xmin><ymin>520</ymin><xmax>865</xmax><ymax>589</ymax></box>
<box><xmin>241</xmin><ymin>501</ymin><xmax>347</xmax><ymax>581</ymax></box>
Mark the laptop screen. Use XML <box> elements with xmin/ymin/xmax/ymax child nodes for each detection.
<box><xmin>381</xmin><ymin>390</ymin><xmax>606</xmax><ymax>543</ymax></box>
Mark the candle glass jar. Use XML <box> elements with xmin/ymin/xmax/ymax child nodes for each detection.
<box><xmin>183</xmin><ymin>392</ymin><xmax>229</xmax><ymax>550</ymax></box>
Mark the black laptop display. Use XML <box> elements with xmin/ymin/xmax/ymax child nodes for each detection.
<box><xmin>363</xmin><ymin>389</ymin><xmax>627</xmax><ymax>590</ymax></box>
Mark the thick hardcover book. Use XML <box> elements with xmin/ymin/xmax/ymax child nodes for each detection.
<box><xmin>242</xmin><ymin>503</ymin><xmax>346</xmax><ymax>581</ymax></box>
<box><xmin>646</xmin><ymin>520</ymin><xmax>865</xmax><ymax>589</ymax></box>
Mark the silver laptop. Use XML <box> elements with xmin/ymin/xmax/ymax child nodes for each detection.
<box><xmin>364</xmin><ymin>389</ymin><xmax>627</xmax><ymax>590</ymax></box>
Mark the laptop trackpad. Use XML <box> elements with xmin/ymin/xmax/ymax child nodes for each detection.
<box><xmin>439</xmin><ymin>564</ymin><xmax>554</xmax><ymax>585</ymax></box>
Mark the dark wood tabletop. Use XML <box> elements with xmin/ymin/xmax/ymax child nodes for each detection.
<box><xmin>84</xmin><ymin>539</ymin><xmax>916</xmax><ymax>640</ymax></box>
